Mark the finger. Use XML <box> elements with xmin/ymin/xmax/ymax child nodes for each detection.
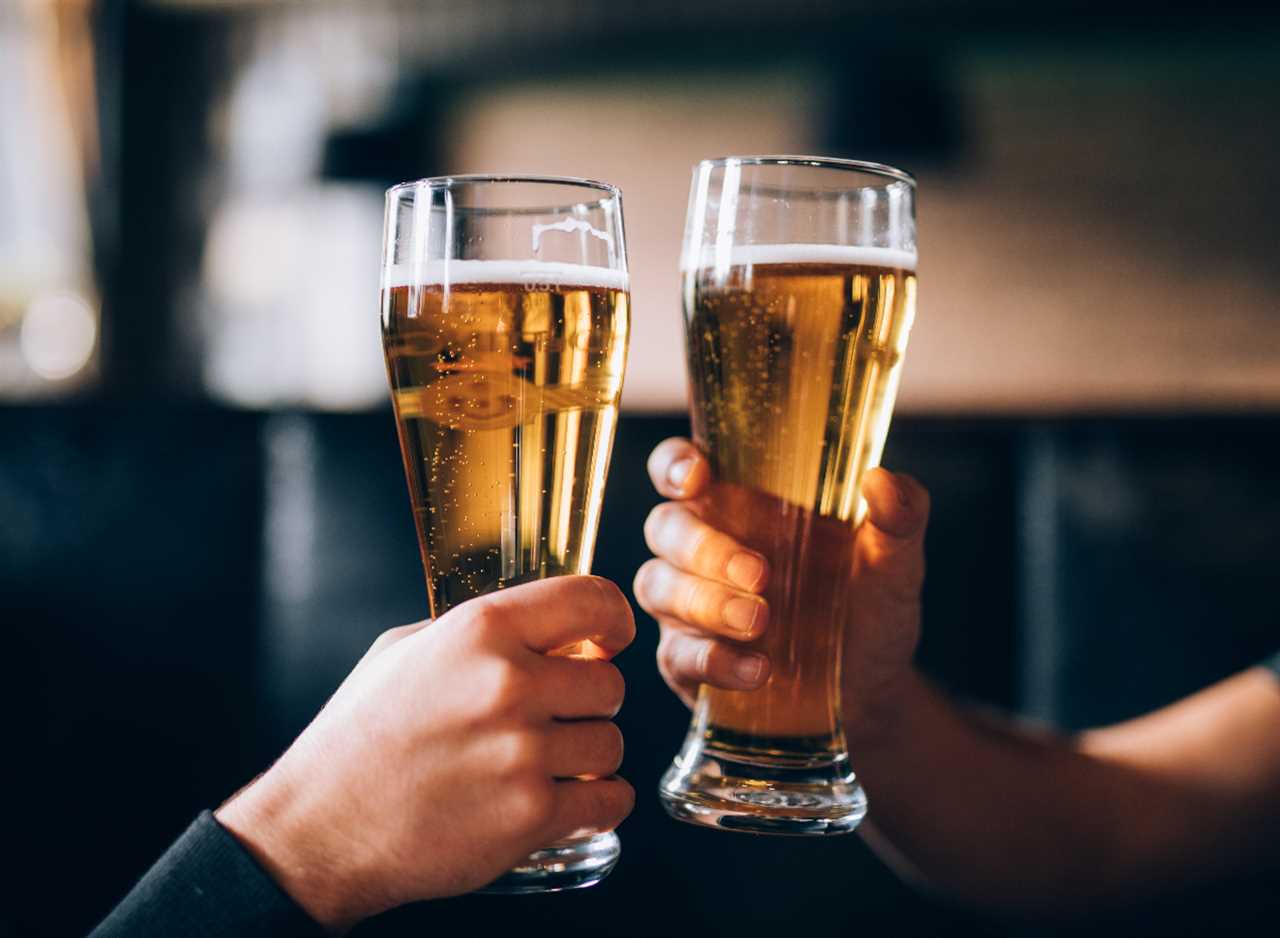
<box><xmin>858</xmin><ymin>469</ymin><xmax>930</xmax><ymax>598</ymax></box>
<box><xmin>646</xmin><ymin>437</ymin><xmax>710</xmax><ymax>500</ymax></box>
<box><xmin>535</xmin><ymin>656</ymin><xmax>625</xmax><ymax>719</ymax></box>
<box><xmin>545</xmin><ymin>720</ymin><xmax>624</xmax><ymax>779</ymax></box>
<box><xmin>634</xmin><ymin>559</ymin><xmax>768</xmax><ymax>641</ymax></box>
<box><xmin>657</xmin><ymin>620</ymin><xmax>770</xmax><ymax>693</ymax></box>
<box><xmin>547</xmin><ymin>778</ymin><xmax>635</xmax><ymax>838</ymax></box>
<box><xmin>643</xmin><ymin>502</ymin><xmax>769</xmax><ymax>592</ymax></box>
<box><xmin>654</xmin><ymin>622</ymin><xmax>701</xmax><ymax>709</ymax></box>
<box><xmin>470</xmin><ymin>576</ymin><xmax>636</xmax><ymax>657</ymax></box>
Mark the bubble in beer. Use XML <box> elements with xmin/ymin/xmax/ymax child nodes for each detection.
<box><xmin>382</xmin><ymin>260</ymin><xmax>629</xmax><ymax>614</ymax></box>
<box><xmin>684</xmin><ymin>244</ymin><xmax>916</xmax><ymax>743</ymax></box>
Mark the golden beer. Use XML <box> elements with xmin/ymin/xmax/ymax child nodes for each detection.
<box><xmin>382</xmin><ymin>261</ymin><xmax>630</xmax><ymax>615</ymax></box>
<box><xmin>686</xmin><ymin>247</ymin><xmax>916</xmax><ymax>749</ymax></box>
<box><xmin>382</xmin><ymin>175</ymin><xmax>631</xmax><ymax>889</ymax></box>
<box><xmin>661</xmin><ymin>156</ymin><xmax>917</xmax><ymax>835</ymax></box>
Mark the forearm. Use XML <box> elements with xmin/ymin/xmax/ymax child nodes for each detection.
<box><xmin>848</xmin><ymin>670</ymin><xmax>1261</xmax><ymax>914</ymax></box>
<box><xmin>1078</xmin><ymin>667</ymin><xmax>1280</xmax><ymax>880</ymax></box>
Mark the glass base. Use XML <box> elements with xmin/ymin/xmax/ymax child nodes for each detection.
<box><xmin>659</xmin><ymin>728</ymin><xmax>867</xmax><ymax>836</ymax></box>
<box><xmin>477</xmin><ymin>831</ymin><xmax>620</xmax><ymax>894</ymax></box>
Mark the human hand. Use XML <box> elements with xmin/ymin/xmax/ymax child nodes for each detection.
<box><xmin>635</xmin><ymin>437</ymin><xmax>928</xmax><ymax>738</ymax></box>
<box><xmin>216</xmin><ymin>576</ymin><xmax>635</xmax><ymax>932</ymax></box>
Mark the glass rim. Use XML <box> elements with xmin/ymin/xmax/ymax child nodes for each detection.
<box><xmin>697</xmin><ymin>155</ymin><xmax>916</xmax><ymax>188</ymax></box>
<box><xmin>386</xmin><ymin>173</ymin><xmax>621</xmax><ymax>201</ymax></box>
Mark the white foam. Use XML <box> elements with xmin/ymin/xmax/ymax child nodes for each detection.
<box><xmin>682</xmin><ymin>243</ymin><xmax>917</xmax><ymax>273</ymax></box>
<box><xmin>385</xmin><ymin>259</ymin><xmax>629</xmax><ymax>291</ymax></box>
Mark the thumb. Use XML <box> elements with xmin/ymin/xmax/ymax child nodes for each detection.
<box><xmin>647</xmin><ymin>437</ymin><xmax>710</xmax><ymax>500</ymax></box>
<box><xmin>855</xmin><ymin>468</ymin><xmax>929</xmax><ymax>599</ymax></box>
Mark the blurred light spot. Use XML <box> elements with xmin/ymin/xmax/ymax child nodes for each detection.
<box><xmin>200</xmin><ymin>184</ymin><xmax>386</xmax><ymax>410</ymax></box>
<box><xmin>19</xmin><ymin>291</ymin><xmax>97</xmax><ymax>381</ymax></box>
<box><xmin>264</xmin><ymin>415</ymin><xmax>317</xmax><ymax>605</ymax></box>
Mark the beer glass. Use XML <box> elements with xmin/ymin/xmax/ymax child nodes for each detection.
<box><xmin>659</xmin><ymin>157</ymin><xmax>917</xmax><ymax>835</ymax></box>
<box><xmin>380</xmin><ymin>175</ymin><xmax>630</xmax><ymax>890</ymax></box>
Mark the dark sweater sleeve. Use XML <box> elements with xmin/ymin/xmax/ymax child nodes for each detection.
<box><xmin>89</xmin><ymin>811</ymin><xmax>327</xmax><ymax>938</ymax></box>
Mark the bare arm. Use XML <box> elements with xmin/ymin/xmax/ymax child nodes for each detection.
<box><xmin>852</xmin><ymin>666</ymin><xmax>1280</xmax><ymax>913</ymax></box>
<box><xmin>639</xmin><ymin>437</ymin><xmax>1280</xmax><ymax>915</ymax></box>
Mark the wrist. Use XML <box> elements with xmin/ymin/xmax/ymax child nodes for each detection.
<box><xmin>842</xmin><ymin>667</ymin><xmax>925</xmax><ymax>753</ymax></box>
<box><xmin>215</xmin><ymin>762</ymin><xmax>371</xmax><ymax>934</ymax></box>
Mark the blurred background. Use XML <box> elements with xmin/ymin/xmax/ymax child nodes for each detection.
<box><xmin>2</xmin><ymin>1</ymin><xmax>1278</xmax><ymax>935</ymax></box>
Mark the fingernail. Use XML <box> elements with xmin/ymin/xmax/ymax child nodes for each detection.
<box><xmin>726</xmin><ymin>552</ymin><xmax>766</xmax><ymax>591</ymax></box>
<box><xmin>722</xmin><ymin>596</ymin><xmax>767</xmax><ymax>636</ymax></box>
<box><xmin>733</xmin><ymin>654</ymin><xmax>766</xmax><ymax>685</ymax></box>
<box><xmin>667</xmin><ymin>457</ymin><xmax>695</xmax><ymax>490</ymax></box>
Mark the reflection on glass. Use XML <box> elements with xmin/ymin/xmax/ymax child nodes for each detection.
<box><xmin>661</xmin><ymin>156</ymin><xmax>918</xmax><ymax>836</ymax></box>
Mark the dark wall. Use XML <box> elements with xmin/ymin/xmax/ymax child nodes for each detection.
<box><xmin>2</xmin><ymin>407</ymin><xmax>1278</xmax><ymax>937</ymax></box>
<box><xmin>1017</xmin><ymin>421</ymin><xmax>1280</xmax><ymax>728</ymax></box>
<box><xmin>0</xmin><ymin>406</ymin><xmax>266</xmax><ymax>937</ymax></box>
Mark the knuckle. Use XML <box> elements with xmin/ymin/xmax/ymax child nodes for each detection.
<box><xmin>507</xmin><ymin>777</ymin><xmax>556</xmax><ymax>834</ymax></box>
<box><xmin>644</xmin><ymin>502</ymin><xmax>681</xmax><ymax>552</ymax></box>
<box><xmin>601</xmin><ymin>722</ymin><xmax>624</xmax><ymax>773</ymax></box>
<box><xmin>673</xmin><ymin>573</ymin><xmax>700</xmax><ymax>619</ymax></box>
<box><xmin>642</xmin><ymin>504</ymin><xmax>666</xmax><ymax>548</ymax></box>
<box><xmin>618</xmin><ymin>778</ymin><xmax>637</xmax><ymax>815</ymax></box>
<box><xmin>589</xmin><ymin>576</ymin><xmax>636</xmax><ymax>644</ymax></box>
<box><xmin>616</xmin><ymin>603</ymin><xmax>637</xmax><ymax>649</ymax></box>
<box><xmin>476</xmin><ymin>658</ymin><xmax>530</xmax><ymax>714</ymax></box>
<box><xmin>466</xmin><ymin>601</ymin><xmax>506</xmax><ymax>642</ymax></box>
<box><xmin>679</xmin><ymin>517</ymin><xmax>713</xmax><ymax>569</ymax></box>
<box><xmin>496</xmin><ymin>729</ymin><xmax>545</xmax><ymax>777</ymax></box>
<box><xmin>601</xmin><ymin>662</ymin><xmax>626</xmax><ymax>712</ymax></box>
<box><xmin>645</xmin><ymin>443</ymin><xmax>667</xmax><ymax>483</ymax></box>
<box><xmin>632</xmin><ymin>560</ymin><xmax>658</xmax><ymax>608</ymax></box>
<box><xmin>586</xmin><ymin>574</ymin><xmax>626</xmax><ymax>610</ymax></box>
<box><xmin>635</xmin><ymin>560</ymin><xmax>671</xmax><ymax>613</ymax></box>
<box><xmin>684</xmin><ymin>579</ymin><xmax>723</xmax><ymax>623</ymax></box>
<box><xmin>602</xmin><ymin>779</ymin><xmax>636</xmax><ymax>826</ymax></box>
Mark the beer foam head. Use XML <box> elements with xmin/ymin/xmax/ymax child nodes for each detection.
<box><xmin>683</xmin><ymin>243</ymin><xmax>917</xmax><ymax>273</ymax></box>
<box><xmin>386</xmin><ymin>259</ymin><xmax>629</xmax><ymax>291</ymax></box>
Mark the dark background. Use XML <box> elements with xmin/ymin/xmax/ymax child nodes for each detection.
<box><xmin>6</xmin><ymin>409</ymin><xmax>1280</xmax><ymax>937</ymax></box>
<box><xmin>3</xmin><ymin>2</ymin><xmax>1280</xmax><ymax>936</ymax></box>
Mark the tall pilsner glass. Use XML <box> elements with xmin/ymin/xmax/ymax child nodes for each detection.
<box><xmin>380</xmin><ymin>175</ymin><xmax>630</xmax><ymax>890</ymax></box>
<box><xmin>659</xmin><ymin>157</ymin><xmax>917</xmax><ymax>835</ymax></box>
